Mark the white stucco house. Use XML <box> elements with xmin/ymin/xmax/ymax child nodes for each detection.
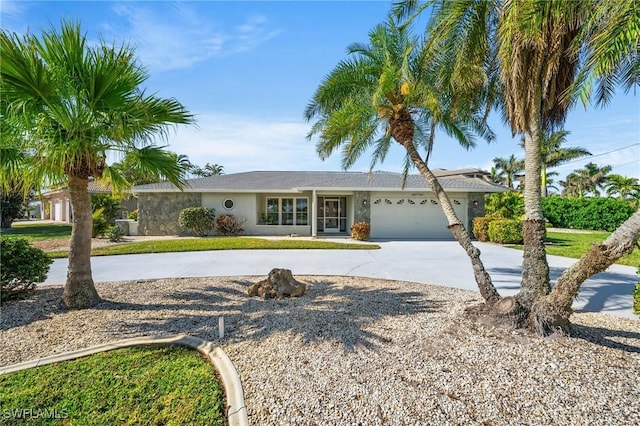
<box><xmin>133</xmin><ymin>168</ymin><xmax>505</xmax><ymax>240</ymax></box>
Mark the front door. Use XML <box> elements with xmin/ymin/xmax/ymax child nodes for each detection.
<box><xmin>324</xmin><ymin>199</ymin><xmax>340</xmax><ymax>232</ymax></box>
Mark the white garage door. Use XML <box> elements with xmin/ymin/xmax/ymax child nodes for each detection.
<box><xmin>370</xmin><ymin>194</ymin><xmax>467</xmax><ymax>240</ymax></box>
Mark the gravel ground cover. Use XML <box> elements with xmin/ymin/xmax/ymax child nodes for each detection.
<box><xmin>1</xmin><ymin>276</ymin><xmax>638</xmax><ymax>425</ymax></box>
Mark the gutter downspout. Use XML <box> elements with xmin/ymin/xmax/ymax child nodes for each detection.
<box><xmin>311</xmin><ymin>190</ymin><xmax>317</xmax><ymax>238</ymax></box>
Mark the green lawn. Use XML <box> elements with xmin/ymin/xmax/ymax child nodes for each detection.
<box><xmin>0</xmin><ymin>222</ymin><xmax>72</xmax><ymax>241</ymax></box>
<box><xmin>0</xmin><ymin>345</ymin><xmax>225</xmax><ymax>426</ymax></box>
<box><xmin>510</xmin><ymin>231</ymin><xmax>639</xmax><ymax>267</ymax></box>
<box><xmin>47</xmin><ymin>237</ymin><xmax>378</xmax><ymax>258</ymax></box>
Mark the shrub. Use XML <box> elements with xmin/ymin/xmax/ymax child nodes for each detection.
<box><xmin>485</xmin><ymin>191</ymin><xmax>524</xmax><ymax>219</ymax></box>
<box><xmin>179</xmin><ymin>207</ymin><xmax>216</xmax><ymax>237</ymax></box>
<box><xmin>91</xmin><ymin>194</ymin><xmax>122</xmax><ymax>225</ymax></box>
<box><xmin>351</xmin><ymin>221</ymin><xmax>371</xmax><ymax>241</ymax></box>
<box><xmin>106</xmin><ymin>225</ymin><xmax>125</xmax><ymax>242</ymax></box>
<box><xmin>1</xmin><ymin>238</ymin><xmax>53</xmax><ymax>302</ymax></box>
<box><xmin>542</xmin><ymin>196</ymin><xmax>634</xmax><ymax>231</ymax></box>
<box><xmin>487</xmin><ymin>219</ymin><xmax>523</xmax><ymax>244</ymax></box>
<box><xmin>634</xmin><ymin>268</ymin><xmax>640</xmax><ymax>318</ymax></box>
<box><xmin>128</xmin><ymin>209</ymin><xmax>138</xmax><ymax>221</ymax></box>
<box><xmin>92</xmin><ymin>208</ymin><xmax>109</xmax><ymax>238</ymax></box>
<box><xmin>215</xmin><ymin>214</ymin><xmax>246</xmax><ymax>236</ymax></box>
<box><xmin>472</xmin><ymin>216</ymin><xmax>500</xmax><ymax>242</ymax></box>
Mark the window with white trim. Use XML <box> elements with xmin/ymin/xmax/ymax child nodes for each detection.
<box><xmin>264</xmin><ymin>197</ymin><xmax>308</xmax><ymax>225</ymax></box>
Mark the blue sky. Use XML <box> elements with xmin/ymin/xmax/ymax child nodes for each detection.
<box><xmin>2</xmin><ymin>0</ymin><xmax>639</xmax><ymax>182</ymax></box>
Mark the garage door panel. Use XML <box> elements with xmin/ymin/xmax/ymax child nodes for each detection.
<box><xmin>370</xmin><ymin>195</ymin><xmax>466</xmax><ymax>240</ymax></box>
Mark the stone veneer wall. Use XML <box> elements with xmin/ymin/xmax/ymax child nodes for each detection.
<box><xmin>467</xmin><ymin>193</ymin><xmax>485</xmax><ymax>235</ymax></box>
<box><xmin>138</xmin><ymin>193</ymin><xmax>202</xmax><ymax>236</ymax></box>
<box><xmin>353</xmin><ymin>191</ymin><xmax>371</xmax><ymax>224</ymax></box>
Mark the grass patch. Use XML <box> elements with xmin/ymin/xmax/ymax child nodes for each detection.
<box><xmin>0</xmin><ymin>345</ymin><xmax>226</xmax><ymax>426</ymax></box>
<box><xmin>0</xmin><ymin>222</ymin><xmax>71</xmax><ymax>241</ymax></box>
<box><xmin>47</xmin><ymin>237</ymin><xmax>378</xmax><ymax>258</ymax></box>
<box><xmin>509</xmin><ymin>230</ymin><xmax>639</xmax><ymax>267</ymax></box>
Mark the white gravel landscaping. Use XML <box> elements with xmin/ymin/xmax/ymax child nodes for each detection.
<box><xmin>1</xmin><ymin>276</ymin><xmax>639</xmax><ymax>425</ymax></box>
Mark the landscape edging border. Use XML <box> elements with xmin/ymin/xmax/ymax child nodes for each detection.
<box><xmin>0</xmin><ymin>334</ymin><xmax>248</xmax><ymax>426</ymax></box>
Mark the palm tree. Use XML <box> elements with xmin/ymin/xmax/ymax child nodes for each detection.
<box><xmin>605</xmin><ymin>174</ymin><xmax>640</xmax><ymax>200</ymax></box>
<box><xmin>0</xmin><ymin>21</ymin><xmax>194</xmax><ymax>308</ymax></box>
<box><xmin>396</xmin><ymin>0</ymin><xmax>640</xmax><ymax>334</ymax></box>
<box><xmin>305</xmin><ymin>19</ymin><xmax>501</xmax><ymax>304</ymax></box>
<box><xmin>192</xmin><ymin>163</ymin><xmax>225</xmax><ymax>177</ymax></box>
<box><xmin>562</xmin><ymin>162</ymin><xmax>612</xmax><ymax>197</ymax></box>
<box><xmin>489</xmin><ymin>166</ymin><xmax>505</xmax><ymax>186</ymax></box>
<box><xmin>492</xmin><ymin>154</ymin><xmax>524</xmax><ymax>190</ymax></box>
<box><xmin>519</xmin><ymin>130</ymin><xmax>591</xmax><ymax>196</ymax></box>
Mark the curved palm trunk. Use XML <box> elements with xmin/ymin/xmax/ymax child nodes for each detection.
<box><xmin>62</xmin><ymin>174</ymin><xmax>101</xmax><ymax>308</ymax></box>
<box><xmin>401</xmin><ymin>136</ymin><xmax>501</xmax><ymax>305</ymax></box>
<box><xmin>519</xmin><ymin>99</ymin><xmax>551</xmax><ymax>310</ymax></box>
<box><xmin>533</xmin><ymin>209</ymin><xmax>640</xmax><ymax>335</ymax></box>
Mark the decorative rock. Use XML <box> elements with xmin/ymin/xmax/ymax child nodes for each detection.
<box><xmin>247</xmin><ymin>268</ymin><xmax>306</xmax><ymax>299</ymax></box>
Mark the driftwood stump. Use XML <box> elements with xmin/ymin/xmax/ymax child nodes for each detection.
<box><xmin>248</xmin><ymin>268</ymin><xmax>306</xmax><ymax>299</ymax></box>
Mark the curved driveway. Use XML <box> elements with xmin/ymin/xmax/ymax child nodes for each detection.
<box><xmin>44</xmin><ymin>241</ymin><xmax>638</xmax><ymax>319</ymax></box>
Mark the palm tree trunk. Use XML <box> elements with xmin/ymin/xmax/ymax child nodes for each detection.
<box><xmin>62</xmin><ymin>174</ymin><xmax>101</xmax><ymax>308</ymax></box>
<box><xmin>403</xmin><ymin>139</ymin><xmax>501</xmax><ymax>305</ymax></box>
<box><xmin>519</xmin><ymin>97</ymin><xmax>551</xmax><ymax>309</ymax></box>
<box><xmin>541</xmin><ymin>165</ymin><xmax>548</xmax><ymax>197</ymax></box>
<box><xmin>532</xmin><ymin>209</ymin><xmax>640</xmax><ymax>335</ymax></box>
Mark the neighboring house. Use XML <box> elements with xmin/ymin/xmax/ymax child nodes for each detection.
<box><xmin>133</xmin><ymin>169</ymin><xmax>505</xmax><ymax>240</ymax></box>
<box><xmin>42</xmin><ymin>181</ymin><xmax>137</xmax><ymax>223</ymax></box>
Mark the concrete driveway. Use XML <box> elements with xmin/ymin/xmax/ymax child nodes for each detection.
<box><xmin>43</xmin><ymin>241</ymin><xmax>638</xmax><ymax>319</ymax></box>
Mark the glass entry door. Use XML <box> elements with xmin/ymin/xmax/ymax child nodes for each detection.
<box><xmin>323</xmin><ymin>199</ymin><xmax>340</xmax><ymax>232</ymax></box>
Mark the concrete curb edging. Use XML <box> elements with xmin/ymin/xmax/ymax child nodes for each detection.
<box><xmin>0</xmin><ymin>334</ymin><xmax>248</xmax><ymax>426</ymax></box>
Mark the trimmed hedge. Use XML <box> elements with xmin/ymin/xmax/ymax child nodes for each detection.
<box><xmin>472</xmin><ymin>216</ymin><xmax>499</xmax><ymax>242</ymax></box>
<box><xmin>542</xmin><ymin>197</ymin><xmax>634</xmax><ymax>232</ymax></box>
<box><xmin>179</xmin><ymin>207</ymin><xmax>216</xmax><ymax>237</ymax></box>
<box><xmin>487</xmin><ymin>219</ymin><xmax>523</xmax><ymax>244</ymax></box>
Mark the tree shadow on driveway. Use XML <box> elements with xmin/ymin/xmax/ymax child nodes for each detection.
<box><xmin>486</xmin><ymin>266</ymin><xmax>635</xmax><ymax>314</ymax></box>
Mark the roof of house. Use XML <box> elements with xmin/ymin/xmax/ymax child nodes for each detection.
<box><xmin>133</xmin><ymin>169</ymin><xmax>506</xmax><ymax>194</ymax></box>
<box><xmin>42</xmin><ymin>180</ymin><xmax>113</xmax><ymax>197</ymax></box>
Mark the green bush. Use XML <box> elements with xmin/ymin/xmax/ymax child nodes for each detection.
<box><xmin>472</xmin><ymin>216</ymin><xmax>500</xmax><ymax>242</ymax></box>
<box><xmin>1</xmin><ymin>238</ymin><xmax>53</xmax><ymax>302</ymax></box>
<box><xmin>106</xmin><ymin>225</ymin><xmax>125</xmax><ymax>242</ymax></box>
<box><xmin>179</xmin><ymin>207</ymin><xmax>216</xmax><ymax>237</ymax></box>
<box><xmin>91</xmin><ymin>194</ymin><xmax>122</xmax><ymax>225</ymax></box>
<box><xmin>92</xmin><ymin>208</ymin><xmax>109</xmax><ymax>238</ymax></box>
<box><xmin>634</xmin><ymin>268</ymin><xmax>640</xmax><ymax>318</ymax></box>
<box><xmin>128</xmin><ymin>209</ymin><xmax>138</xmax><ymax>221</ymax></box>
<box><xmin>215</xmin><ymin>214</ymin><xmax>245</xmax><ymax>236</ymax></box>
<box><xmin>350</xmin><ymin>221</ymin><xmax>371</xmax><ymax>241</ymax></box>
<box><xmin>485</xmin><ymin>191</ymin><xmax>524</xmax><ymax>219</ymax></box>
<box><xmin>542</xmin><ymin>196</ymin><xmax>634</xmax><ymax>231</ymax></box>
<box><xmin>487</xmin><ymin>219</ymin><xmax>523</xmax><ymax>244</ymax></box>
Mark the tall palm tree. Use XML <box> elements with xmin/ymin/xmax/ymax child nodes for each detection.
<box><xmin>492</xmin><ymin>154</ymin><xmax>524</xmax><ymax>190</ymax></box>
<box><xmin>489</xmin><ymin>166</ymin><xmax>505</xmax><ymax>186</ymax></box>
<box><xmin>519</xmin><ymin>130</ymin><xmax>591</xmax><ymax>196</ymax></box>
<box><xmin>562</xmin><ymin>162</ymin><xmax>612</xmax><ymax>197</ymax></box>
<box><xmin>192</xmin><ymin>163</ymin><xmax>225</xmax><ymax>177</ymax></box>
<box><xmin>305</xmin><ymin>19</ymin><xmax>501</xmax><ymax>304</ymax></box>
<box><xmin>0</xmin><ymin>21</ymin><xmax>194</xmax><ymax>308</ymax></box>
<box><xmin>605</xmin><ymin>174</ymin><xmax>640</xmax><ymax>200</ymax></box>
<box><xmin>396</xmin><ymin>0</ymin><xmax>640</xmax><ymax>334</ymax></box>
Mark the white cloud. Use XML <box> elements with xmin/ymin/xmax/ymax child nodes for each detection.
<box><xmin>106</xmin><ymin>2</ymin><xmax>280</xmax><ymax>72</ymax></box>
<box><xmin>0</xmin><ymin>0</ymin><xmax>25</xmax><ymax>19</ymax></box>
<box><xmin>161</xmin><ymin>111</ymin><xmax>347</xmax><ymax>173</ymax></box>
